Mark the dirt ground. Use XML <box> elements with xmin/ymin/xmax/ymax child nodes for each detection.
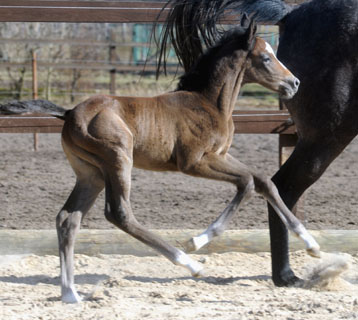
<box><xmin>0</xmin><ymin>251</ymin><xmax>357</xmax><ymax>319</ymax></box>
<box><xmin>1</xmin><ymin>117</ymin><xmax>358</xmax><ymax>319</ymax></box>
<box><xmin>0</xmin><ymin>131</ymin><xmax>357</xmax><ymax>231</ymax></box>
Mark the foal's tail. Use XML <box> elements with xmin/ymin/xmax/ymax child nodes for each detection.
<box><xmin>0</xmin><ymin>99</ymin><xmax>67</xmax><ymax>120</ymax></box>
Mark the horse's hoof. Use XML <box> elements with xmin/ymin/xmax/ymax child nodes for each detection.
<box><xmin>192</xmin><ymin>268</ymin><xmax>205</xmax><ymax>278</ymax></box>
<box><xmin>273</xmin><ymin>271</ymin><xmax>303</xmax><ymax>287</ymax></box>
<box><xmin>62</xmin><ymin>288</ymin><xmax>82</xmax><ymax>304</ymax></box>
<box><xmin>182</xmin><ymin>238</ymin><xmax>197</xmax><ymax>253</ymax></box>
<box><xmin>307</xmin><ymin>246</ymin><xmax>321</xmax><ymax>258</ymax></box>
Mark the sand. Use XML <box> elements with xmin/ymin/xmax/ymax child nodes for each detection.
<box><xmin>0</xmin><ymin>251</ymin><xmax>357</xmax><ymax>319</ymax></box>
<box><xmin>1</xmin><ymin>123</ymin><xmax>358</xmax><ymax>319</ymax></box>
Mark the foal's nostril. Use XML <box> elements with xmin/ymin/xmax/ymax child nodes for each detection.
<box><xmin>294</xmin><ymin>78</ymin><xmax>300</xmax><ymax>89</ymax></box>
<box><xmin>287</xmin><ymin>77</ymin><xmax>300</xmax><ymax>91</ymax></box>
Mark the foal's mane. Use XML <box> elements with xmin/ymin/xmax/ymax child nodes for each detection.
<box><xmin>176</xmin><ymin>25</ymin><xmax>255</xmax><ymax>92</ymax></box>
<box><xmin>155</xmin><ymin>0</ymin><xmax>281</xmax><ymax>78</ymax></box>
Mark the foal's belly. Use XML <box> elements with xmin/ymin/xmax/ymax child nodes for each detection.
<box><xmin>133</xmin><ymin>149</ymin><xmax>178</xmax><ymax>171</ymax></box>
<box><xmin>132</xmin><ymin>139</ymin><xmax>178</xmax><ymax>172</ymax></box>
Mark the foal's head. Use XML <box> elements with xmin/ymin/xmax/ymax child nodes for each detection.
<box><xmin>175</xmin><ymin>15</ymin><xmax>299</xmax><ymax>100</ymax></box>
<box><xmin>244</xmin><ymin>36</ymin><xmax>300</xmax><ymax>99</ymax></box>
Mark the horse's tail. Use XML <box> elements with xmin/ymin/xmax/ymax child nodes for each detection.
<box><xmin>156</xmin><ymin>0</ymin><xmax>227</xmax><ymax>75</ymax></box>
<box><xmin>156</xmin><ymin>0</ymin><xmax>293</xmax><ymax>75</ymax></box>
<box><xmin>228</xmin><ymin>0</ymin><xmax>293</xmax><ymax>24</ymax></box>
<box><xmin>0</xmin><ymin>99</ymin><xmax>68</xmax><ymax>120</ymax></box>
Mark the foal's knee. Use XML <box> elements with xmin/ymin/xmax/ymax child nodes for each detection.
<box><xmin>56</xmin><ymin>210</ymin><xmax>81</xmax><ymax>229</ymax></box>
<box><xmin>236</xmin><ymin>173</ymin><xmax>255</xmax><ymax>196</ymax></box>
<box><xmin>253</xmin><ymin>173</ymin><xmax>276</xmax><ymax>196</ymax></box>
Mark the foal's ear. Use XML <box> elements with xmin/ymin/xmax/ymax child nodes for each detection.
<box><xmin>241</xmin><ymin>13</ymin><xmax>251</xmax><ymax>28</ymax></box>
<box><xmin>242</xmin><ymin>13</ymin><xmax>257</xmax><ymax>49</ymax></box>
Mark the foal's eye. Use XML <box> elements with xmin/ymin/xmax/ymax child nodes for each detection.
<box><xmin>262</xmin><ymin>55</ymin><xmax>271</xmax><ymax>63</ymax></box>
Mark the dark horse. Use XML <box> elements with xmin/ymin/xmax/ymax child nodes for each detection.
<box><xmin>1</xmin><ymin>18</ymin><xmax>318</xmax><ymax>303</ymax></box>
<box><xmin>158</xmin><ymin>0</ymin><xmax>358</xmax><ymax>287</ymax></box>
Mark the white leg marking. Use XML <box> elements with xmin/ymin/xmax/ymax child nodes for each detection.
<box><xmin>297</xmin><ymin>224</ymin><xmax>320</xmax><ymax>257</ymax></box>
<box><xmin>269</xmin><ymin>202</ymin><xmax>320</xmax><ymax>258</ymax></box>
<box><xmin>175</xmin><ymin>250</ymin><xmax>204</xmax><ymax>277</ymax></box>
<box><xmin>62</xmin><ymin>286</ymin><xmax>82</xmax><ymax>303</ymax></box>
<box><xmin>192</xmin><ymin>233</ymin><xmax>210</xmax><ymax>251</ymax></box>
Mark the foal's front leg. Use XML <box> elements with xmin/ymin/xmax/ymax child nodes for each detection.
<box><xmin>182</xmin><ymin>153</ymin><xmax>254</xmax><ymax>252</ymax></box>
<box><xmin>182</xmin><ymin>153</ymin><xmax>320</xmax><ymax>257</ymax></box>
<box><xmin>185</xmin><ymin>178</ymin><xmax>253</xmax><ymax>252</ymax></box>
<box><xmin>252</xmin><ymin>172</ymin><xmax>320</xmax><ymax>257</ymax></box>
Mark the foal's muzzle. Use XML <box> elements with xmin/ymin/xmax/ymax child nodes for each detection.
<box><xmin>279</xmin><ymin>76</ymin><xmax>300</xmax><ymax>100</ymax></box>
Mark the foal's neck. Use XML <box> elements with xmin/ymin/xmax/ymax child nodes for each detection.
<box><xmin>202</xmin><ymin>52</ymin><xmax>247</xmax><ymax>118</ymax></box>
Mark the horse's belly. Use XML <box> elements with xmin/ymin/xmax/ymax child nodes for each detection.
<box><xmin>132</xmin><ymin>144</ymin><xmax>177</xmax><ymax>171</ymax></box>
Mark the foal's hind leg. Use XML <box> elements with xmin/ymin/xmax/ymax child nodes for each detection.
<box><xmin>102</xmin><ymin>151</ymin><xmax>203</xmax><ymax>277</ymax></box>
<box><xmin>56</xmin><ymin>148</ymin><xmax>104</xmax><ymax>303</ymax></box>
<box><xmin>181</xmin><ymin>153</ymin><xmax>320</xmax><ymax>256</ymax></box>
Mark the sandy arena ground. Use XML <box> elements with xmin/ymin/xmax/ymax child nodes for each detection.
<box><xmin>1</xmin><ymin>251</ymin><xmax>358</xmax><ymax>319</ymax></box>
<box><xmin>0</xmin><ymin>127</ymin><xmax>358</xmax><ymax>319</ymax></box>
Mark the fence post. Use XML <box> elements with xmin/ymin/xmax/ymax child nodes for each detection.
<box><xmin>109</xmin><ymin>31</ymin><xmax>117</xmax><ymax>95</ymax></box>
<box><xmin>32</xmin><ymin>50</ymin><xmax>39</xmax><ymax>151</ymax></box>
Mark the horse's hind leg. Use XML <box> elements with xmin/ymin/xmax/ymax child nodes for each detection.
<box><xmin>56</xmin><ymin>148</ymin><xmax>104</xmax><ymax>303</ymax></box>
<box><xmin>102</xmin><ymin>153</ymin><xmax>203</xmax><ymax>277</ymax></box>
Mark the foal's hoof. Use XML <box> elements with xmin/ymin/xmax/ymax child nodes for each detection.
<box><xmin>183</xmin><ymin>235</ymin><xmax>209</xmax><ymax>253</ymax></box>
<box><xmin>192</xmin><ymin>268</ymin><xmax>205</xmax><ymax>278</ymax></box>
<box><xmin>182</xmin><ymin>238</ymin><xmax>198</xmax><ymax>253</ymax></box>
<box><xmin>307</xmin><ymin>246</ymin><xmax>321</xmax><ymax>258</ymax></box>
<box><xmin>62</xmin><ymin>288</ymin><xmax>82</xmax><ymax>304</ymax></box>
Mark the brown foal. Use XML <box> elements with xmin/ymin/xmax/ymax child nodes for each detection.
<box><xmin>0</xmin><ymin>21</ymin><xmax>319</xmax><ymax>303</ymax></box>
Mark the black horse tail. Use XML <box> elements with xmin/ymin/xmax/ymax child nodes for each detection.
<box><xmin>228</xmin><ymin>0</ymin><xmax>293</xmax><ymax>24</ymax></box>
<box><xmin>0</xmin><ymin>99</ymin><xmax>68</xmax><ymax>120</ymax></box>
<box><xmin>156</xmin><ymin>0</ymin><xmax>229</xmax><ymax>75</ymax></box>
<box><xmin>156</xmin><ymin>0</ymin><xmax>293</xmax><ymax>76</ymax></box>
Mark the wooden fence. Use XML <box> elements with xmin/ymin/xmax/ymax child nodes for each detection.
<box><xmin>0</xmin><ymin>1</ymin><xmax>306</xmax><ymax>23</ymax></box>
<box><xmin>0</xmin><ymin>110</ymin><xmax>295</xmax><ymax>135</ymax></box>
<box><xmin>0</xmin><ymin>0</ymin><xmax>302</xmax><ymax>217</ymax></box>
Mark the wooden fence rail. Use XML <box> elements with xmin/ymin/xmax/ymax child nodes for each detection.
<box><xmin>0</xmin><ymin>0</ymin><xmax>303</xmax><ymax>218</ymax></box>
<box><xmin>0</xmin><ymin>110</ymin><xmax>296</xmax><ymax>135</ymax></box>
<box><xmin>0</xmin><ymin>0</ymin><xmax>306</xmax><ymax>23</ymax></box>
